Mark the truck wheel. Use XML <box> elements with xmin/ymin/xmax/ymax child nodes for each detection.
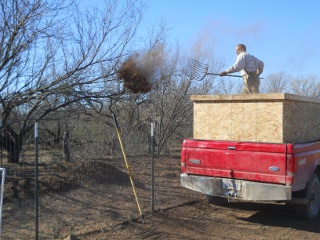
<box><xmin>294</xmin><ymin>173</ymin><xmax>320</xmax><ymax>219</ymax></box>
<box><xmin>206</xmin><ymin>195</ymin><xmax>228</xmax><ymax>206</ymax></box>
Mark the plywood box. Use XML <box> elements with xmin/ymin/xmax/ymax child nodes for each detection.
<box><xmin>192</xmin><ymin>93</ymin><xmax>320</xmax><ymax>143</ymax></box>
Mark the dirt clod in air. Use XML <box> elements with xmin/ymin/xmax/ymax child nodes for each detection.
<box><xmin>117</xmin><ymin>46</ymin><xmax>164</xmax><ymax>94</ymax></box>
<box><xmin>117</xmin><ymin>55</ymin><xmax>152</xmax><ymax>94</ymax></box>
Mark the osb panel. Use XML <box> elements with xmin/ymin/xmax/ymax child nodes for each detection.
<box><xmin>193</xmin><ymin>103</ymin><xmax>211</xmax><ymax>140</ymax></box>
<box><xmin>255</xmin><ymin>101</ymin><xmax>283</xmax><ymax>142</ymax></box>
<box><xmin>191</xmin><ymin>93</ymin><xmax>320</xmax><ymax>103</ymax></box>
<box><xmin>283</xmin><ymin>101</ymin><xmax>320</xmax><ymax>143</ymax></box>
<box><xmin>194</xmin><ymin>102</ymin><xmax>233</xmax><ymax>140</ymax></box>
<box><xmin>193</xmin><ymin>93</ymin><xmax>320</xmax><ymax>143</ymax></box>
<box><xmin>233</xmin><ymin>101</ymin><xmax>284</xmax><ymax>142</ymax></box>
<box><xmin>193</xmin><ymin>100</ymin><xmax>284</xmax><ymax>142</ymax></box>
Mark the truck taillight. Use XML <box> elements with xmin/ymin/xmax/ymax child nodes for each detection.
<box><xmin>182</xmin><ymin>139</ymin><xmax>187</xmax><ymax>148</ymax></box>
<box><xmin>286</xmin><ymin>153</ymin><xmax>295</xmax><ymax>185</ymax></box>
<box><xmin>181</xmin><ymin>140</ymin><xmax>187</xmax><ymax>173</ymax></box>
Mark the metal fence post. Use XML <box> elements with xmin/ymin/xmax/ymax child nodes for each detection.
<box><xmin>0</xmin><ymin>168</ymin><xmax>6</xmax><ymax>240</ymax></box>
<box><xmin>34</xmin><ymin>122</ymin><xmax>39</xmax><ymax>240</ymax></box>
<box><xmin>151</xmin><ymin>122</ymin><xmax>154</xmax><ymax>212</ymax></box>
<box><xmin>0</xmin><ymin>119</ymin><xmax>2</xmax><ymax>168</ymax></box>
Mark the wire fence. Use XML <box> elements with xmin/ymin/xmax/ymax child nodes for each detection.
<box><xmin>0</xmin><ymin>118</ymin><xmax>201</xmax><ymax>239</ymax></box>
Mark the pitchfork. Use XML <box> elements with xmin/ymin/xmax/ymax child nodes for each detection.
<box><xmin>183</xmin><ymin>57</ymin><xmax>242</xmax><ymax>81</ymax></box>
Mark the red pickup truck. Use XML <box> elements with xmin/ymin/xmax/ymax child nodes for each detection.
<box><xmin>180</xmin><ymin>138</ymin><xmax>320</xmax><ymax>219</ymax></box>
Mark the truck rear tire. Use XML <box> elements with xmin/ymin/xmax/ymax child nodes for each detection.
<box><xmin>294</xmin><ymin>173</ymin><xmax>320</xmax><ymax>219</ymax></box>
<box><xmin>206</xmin><ymin>195</ymin><xmax>228</xmax><ymax>206</ymax></box>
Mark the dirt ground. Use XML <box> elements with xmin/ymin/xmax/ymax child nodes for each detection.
<box><xmin>3</xmin><ymin>155</ymin><xmax>320</xmax><ymax>240</ymax></box>
<box><xmin>79</xmin><ymin>199</ymin><xmax>320</xmax><ymax>240</ymax></box>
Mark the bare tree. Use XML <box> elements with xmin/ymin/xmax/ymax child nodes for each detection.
<box><xmin>187</xmin><ymin>34</ymin><xmax>228</xmax><ymax>94</ymax></box>
<box><xmin>260</xmin><ymin>72</ymin><xmax>290</xmax><ymax>93</ymax></box>
<box><xmin>289</xmin><ymin>75</ymin><xmax>320</xmax><ymax>98</ymax></box>
<box><xmin>111</xmin><ymin>40</ymin><xmax>195</xmax><ymax>155</ymax></box>
<box><xmin>145</xmin><ymin>41</ymin><xmax>213</xmax><ymax>154</ymax></box>
<box><xmin>150</xmin><ymin>73</ymin><xmax>194</xmax><ymax>154</ymax></box>
<box><xmin>144</xmin><ymin>35</ymin><xmax>232</xmax><ymax>154</ymax></box>
<box><xmin>0</xmin><ymin>0</ymin><xmax>147</xmax><ymax>163</ymax></box>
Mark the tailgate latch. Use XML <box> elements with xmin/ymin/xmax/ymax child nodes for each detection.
<box><xmin>227</xmin><ymin>146</ymin><xmax>236</xmax><ymax>150</ymax></box>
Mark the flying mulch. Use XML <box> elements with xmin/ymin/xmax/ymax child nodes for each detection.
<box><xmin>117</xmin><ymin>48</ymin><xmax>163</xmax><ymax>94</ymax></box>
<box><xmin>117</xmin><ymin>55</ymin><xmax>151</xmax><ymax>93</ymax></box>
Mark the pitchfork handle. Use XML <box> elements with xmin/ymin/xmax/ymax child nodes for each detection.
<box><xmin>208</xmin><ymin>73</ymin><xmax>264</xmax><ymax>79</ymax></box>
<box><xmin>208</xmin><ymin>73</ymin><xmax>242</xmax><ymax>78</ymax></box>
<box><xmin>113</xmin><ymin>113</ymin><xmax>120</xmax><ymax>130</ymax></box>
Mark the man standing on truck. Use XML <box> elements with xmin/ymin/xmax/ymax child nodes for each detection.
<box><xmin>219</xmin><ymin>44</ymin><xmax>264</xmax><ymax>94</ymax></box>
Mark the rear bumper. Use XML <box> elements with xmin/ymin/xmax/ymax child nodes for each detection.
<box><xmin>180</xmin><ymin>173</ymin><xmax>292</xmax><ymax>201</ymax></box>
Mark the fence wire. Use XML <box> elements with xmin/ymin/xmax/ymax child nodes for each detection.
<box><xmin>0</xmin><ymin>119</ymin><xmax>201</xmax><ymax>239</ymax></box>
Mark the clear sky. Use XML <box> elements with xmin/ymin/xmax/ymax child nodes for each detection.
<box><xmin>88</xmin><ymin>0</ymin><xmax>320</xmax><ymax>77</ymax></box>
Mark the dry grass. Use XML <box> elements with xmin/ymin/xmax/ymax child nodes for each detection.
<box><xmin>2</xmin><ymin>152</ymin><xmax>320</xmax><ymax>239</ymax></box>
<box><xmin>1</xmin><ymin>153</ymin><xmax>198</xmax><ymax>239</ymax></box>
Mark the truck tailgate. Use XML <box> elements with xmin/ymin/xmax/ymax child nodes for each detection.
<box><xmin>181</xmin><ymin>139</ymin><xmax>290</xmax><ymax>184</ymax></box>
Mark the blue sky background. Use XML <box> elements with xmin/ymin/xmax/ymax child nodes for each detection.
<box><xmin>88</xmin><ymin>0</ymin><xmax>320</xmax><ymax>77</ymax></box>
